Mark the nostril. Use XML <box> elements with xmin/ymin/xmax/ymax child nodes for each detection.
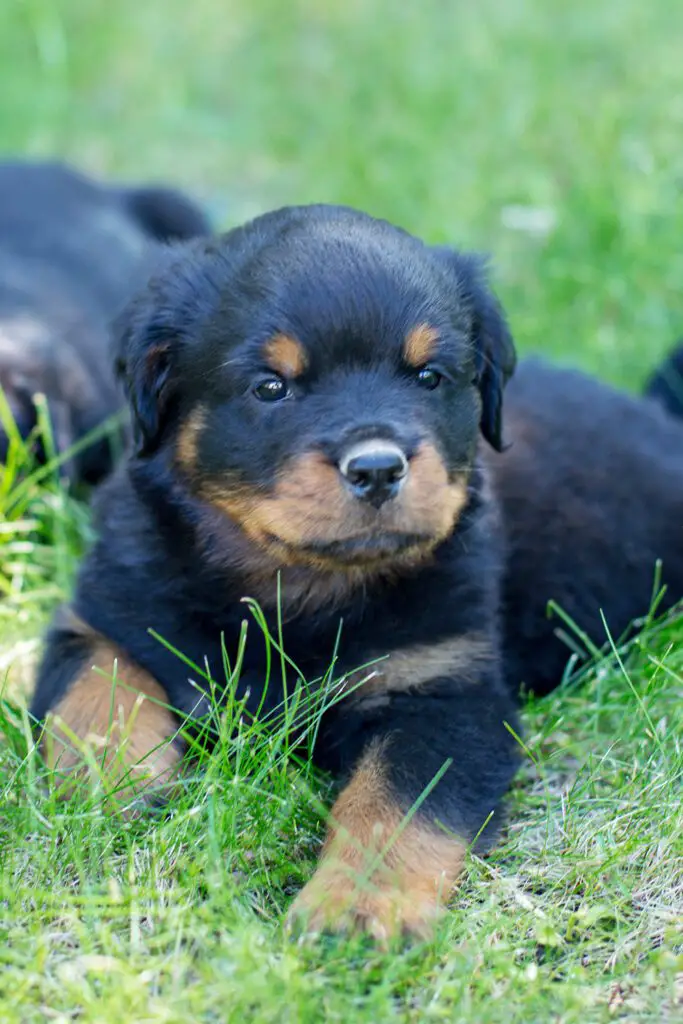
<box><xmin>344</xmin><ymin>459</ymin><xmax>370</xmax><ymax>487</ymax></box>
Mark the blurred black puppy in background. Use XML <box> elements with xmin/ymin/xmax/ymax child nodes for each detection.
<box><xmin>0</xmin><ymin>160</ymin><xmax>211</xmax><ymax>484</ymax></box>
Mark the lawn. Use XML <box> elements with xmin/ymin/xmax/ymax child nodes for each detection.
<box><xmin>1</xmin><ymin>0</ymin><xmax>682</xmax><ymax>1020</ymax></box>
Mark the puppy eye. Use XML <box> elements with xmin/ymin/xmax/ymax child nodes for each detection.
<box><xmin>252</xmin><ymin>375</ymin><xmax>290</xmax><ymax>402</ymax></box>
<box><xmin>415</xmin><ymin>367</ymin><xmax>442</xmax><ymax>390</ymax></box>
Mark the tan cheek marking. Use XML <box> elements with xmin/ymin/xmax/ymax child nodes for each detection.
<box><xmin>288</xmin><ymin>741</ymin><xmax>465</xmax><ymax>940</ymax></box>
<box><xmin>342</xmin><ymin>633</ymin><xmax>495</xmax><ymax>707</ymax></box>
<box><xmin>263</xmin><ymin>333</ymin><xmax>308</xmax><ymax>379</ymax></box>
<box><xmin>404</xmin><ymin>443</ymin><xmax>470</xmax><ymax>539</ymax></box>
<box><xmin>44</xmin><ymin>643</ymin><xmax>182</xmax><ymax>807</ymax></box>
<box><xmin>403</xmin><ymin>324</ymin><xmax>440</xmax><ymax>369</ymax></box>
<box><xmin>192</xmin><ymin>451</ymin><xmax>346</xmax><ymax>544</ymax></box>
<box><xmin>176</xmin><ymin>405</ymin><xmax>208</xmax><ymax>476</ymax></box>
<box><xmin>253</xmin><ymin>455</ymin><xmax>345</xmax><ymax>538</ymax></box>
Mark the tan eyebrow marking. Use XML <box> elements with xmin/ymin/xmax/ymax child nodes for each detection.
<box><xmin>263</xmin><ymin>333</ymin><xmax>308</xmax><ymax>378</ymax></box>
<box><xmin>403</xmin><ymin>324</ymin><xmax>440</xmax><ymax>368</ymax></box>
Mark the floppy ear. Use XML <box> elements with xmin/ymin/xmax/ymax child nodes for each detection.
<box><xmin>114</xmin><ymin>239</ymin><xmax>227</xmax><ymax>456</ymax></box>
<box><xmin>433</xmin><ymin>249</ymin><xmax>516</xmax><ymax>451</ymax></box>
<box><xmin>113</xmin><ymin>297</ymin><xmax>176</xmax><ymax>457</ymax></box>
<box><xmin>119</xmin><ymin>185</ymin><xmax>212</xmax><ymax>243</ymax></box>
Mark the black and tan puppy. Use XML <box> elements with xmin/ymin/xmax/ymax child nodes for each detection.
<box><xmin>31</xmin><ymin>205</ymin><xmax>683</xmax><ymax>940</ymax></box>
<box><xmin>0</xmin><ymin>160</ymin><xmax>210</xmax><ymax>483</ymax></box>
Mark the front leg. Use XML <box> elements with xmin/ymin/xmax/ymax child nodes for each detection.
<box><xmin>32</xmin><ymin>607</ymin><xmax>289</xmax><ymax>807</ymax></box>
<box><xmin>31</xmin><ymin>613</ymin><xmax>185</xmax><ymax>807</ymax></box>
<box><xmin>288</xmin><ymin>643</ymin><xmax>520</xmax><ymax>941</ymax></box>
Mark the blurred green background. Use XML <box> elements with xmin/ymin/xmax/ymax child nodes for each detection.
<box><xmin>2</xmin><ymin>0</ymin><xmax>683</xmax><ymax>390</ymax></box>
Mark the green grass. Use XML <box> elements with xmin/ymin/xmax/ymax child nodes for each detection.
<box><xmin>1</xmin><ymin>0</ymin><xmax>682</xmax><ymax>1019</ymax></box>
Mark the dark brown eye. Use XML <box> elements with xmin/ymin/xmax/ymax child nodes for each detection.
<box><xmin>416</xmin><ymin>367</ymin><xmax>442</xmax><ymax>390</ymax></box>
<box><xmin>252</xmin><ymin>376</ymin><xmax>290</xmax><ymax>402</ymax></box>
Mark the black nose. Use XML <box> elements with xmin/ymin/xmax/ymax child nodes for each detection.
<box><xmin>339</xmin><ymin>441</ymin><xmax>408</xmax><ymax>508</ymax></box>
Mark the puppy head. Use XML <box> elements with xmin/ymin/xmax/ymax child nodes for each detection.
<box><xmin>116</xmin><ymin>205</ymin><xmax>515</xmax><ymax>571</ymax></box>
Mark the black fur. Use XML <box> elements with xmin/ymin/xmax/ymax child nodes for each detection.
<box><xmin>0</xmin><ymin>160</ymin><xmax>210</xmax><ymax>483</ymax></box>
<box><xmin>31</xmin><ymin>204</ymin><xmax>683</xmax><ymax>919</ymax></box>
<box><xmin>493</xmin><ymin>359</ymin><xmax>683</xmax><ymax>694</ymax></box>
<box><xmin>432</xmin><ymin>249</ymin><xmax>516</xmax><ymax>451</ymax></box>
<box><xmin>118</xmin><ymin>185</ymin><xmax>211</xmax><ymax>244</ymax></box>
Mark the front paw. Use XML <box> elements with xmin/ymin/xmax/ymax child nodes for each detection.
<box><xmin>286</xmin><ymin>859</ymin><xmax>448</xmax><ymax>942</ymax></box>
<box><xmin>287</xmin><ymin>742</ymin><xmax>466</xmax><ymax>942</ymax></box>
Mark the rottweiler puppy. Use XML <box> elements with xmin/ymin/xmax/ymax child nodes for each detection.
<box><xmin>30</xmin><ymin>204</ymin><xmax>683</xmax><ymax>940</ymax></box>
<box><xmin>0</xmin><ymin>160</ymin><xmax>210</xmax><ymax>484</ymax></box>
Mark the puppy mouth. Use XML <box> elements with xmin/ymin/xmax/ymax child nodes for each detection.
<box><xmin>267</xmin><ymin>530</ymin><xmax>434</xmax><ymax>567</ymax></box>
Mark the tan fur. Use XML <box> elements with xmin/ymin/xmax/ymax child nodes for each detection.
<box><xmin>172</xmin><ymin>464</ymin><xmax>382</xmax><ymax>616</ymax></box>
<box><xmin>44</xmin><ymin>642</ymin><xmax>181</xmax><ymax>806</ymax></box>
<box><xmin>239</xmin><ymin>451</ymin><xmax>343</xmax><ymax>548</ymax></box>
<box><xmin>403</xmin><ymin>323</ymin><xmax>440</xmax><ymax>368</ymax></box>
<box><xmin>176</xmin><ymin>404</ymin><xmax>208</xmax><ymax>474</ymax></box>
<box><xmin>342</xmin><ymin>632</ymin><xmax>495</xmax><ymax>707</ymax></box>
<box><xmin>288</xmin><ymin>741</ymin><xmax>465</xmax><ymax>940</ymax></box>
<box><xmin>405</xmin><ymin>443</ymin><xmax>469</xmax><ymax>540</ymax></box>
<box><xmin>263</xmin><ymin>333</ymin><xmax>308</xmax><ymax>378</ymax></box>
<box><xmin>202</xmin><ymin>445</ymin><xmax>468</xmax><ymax>568</ymax></box>
<box><xmin>175</xmin><ymin>409</ymin><xmax>469</xmax><ymax>609</ymax></box>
